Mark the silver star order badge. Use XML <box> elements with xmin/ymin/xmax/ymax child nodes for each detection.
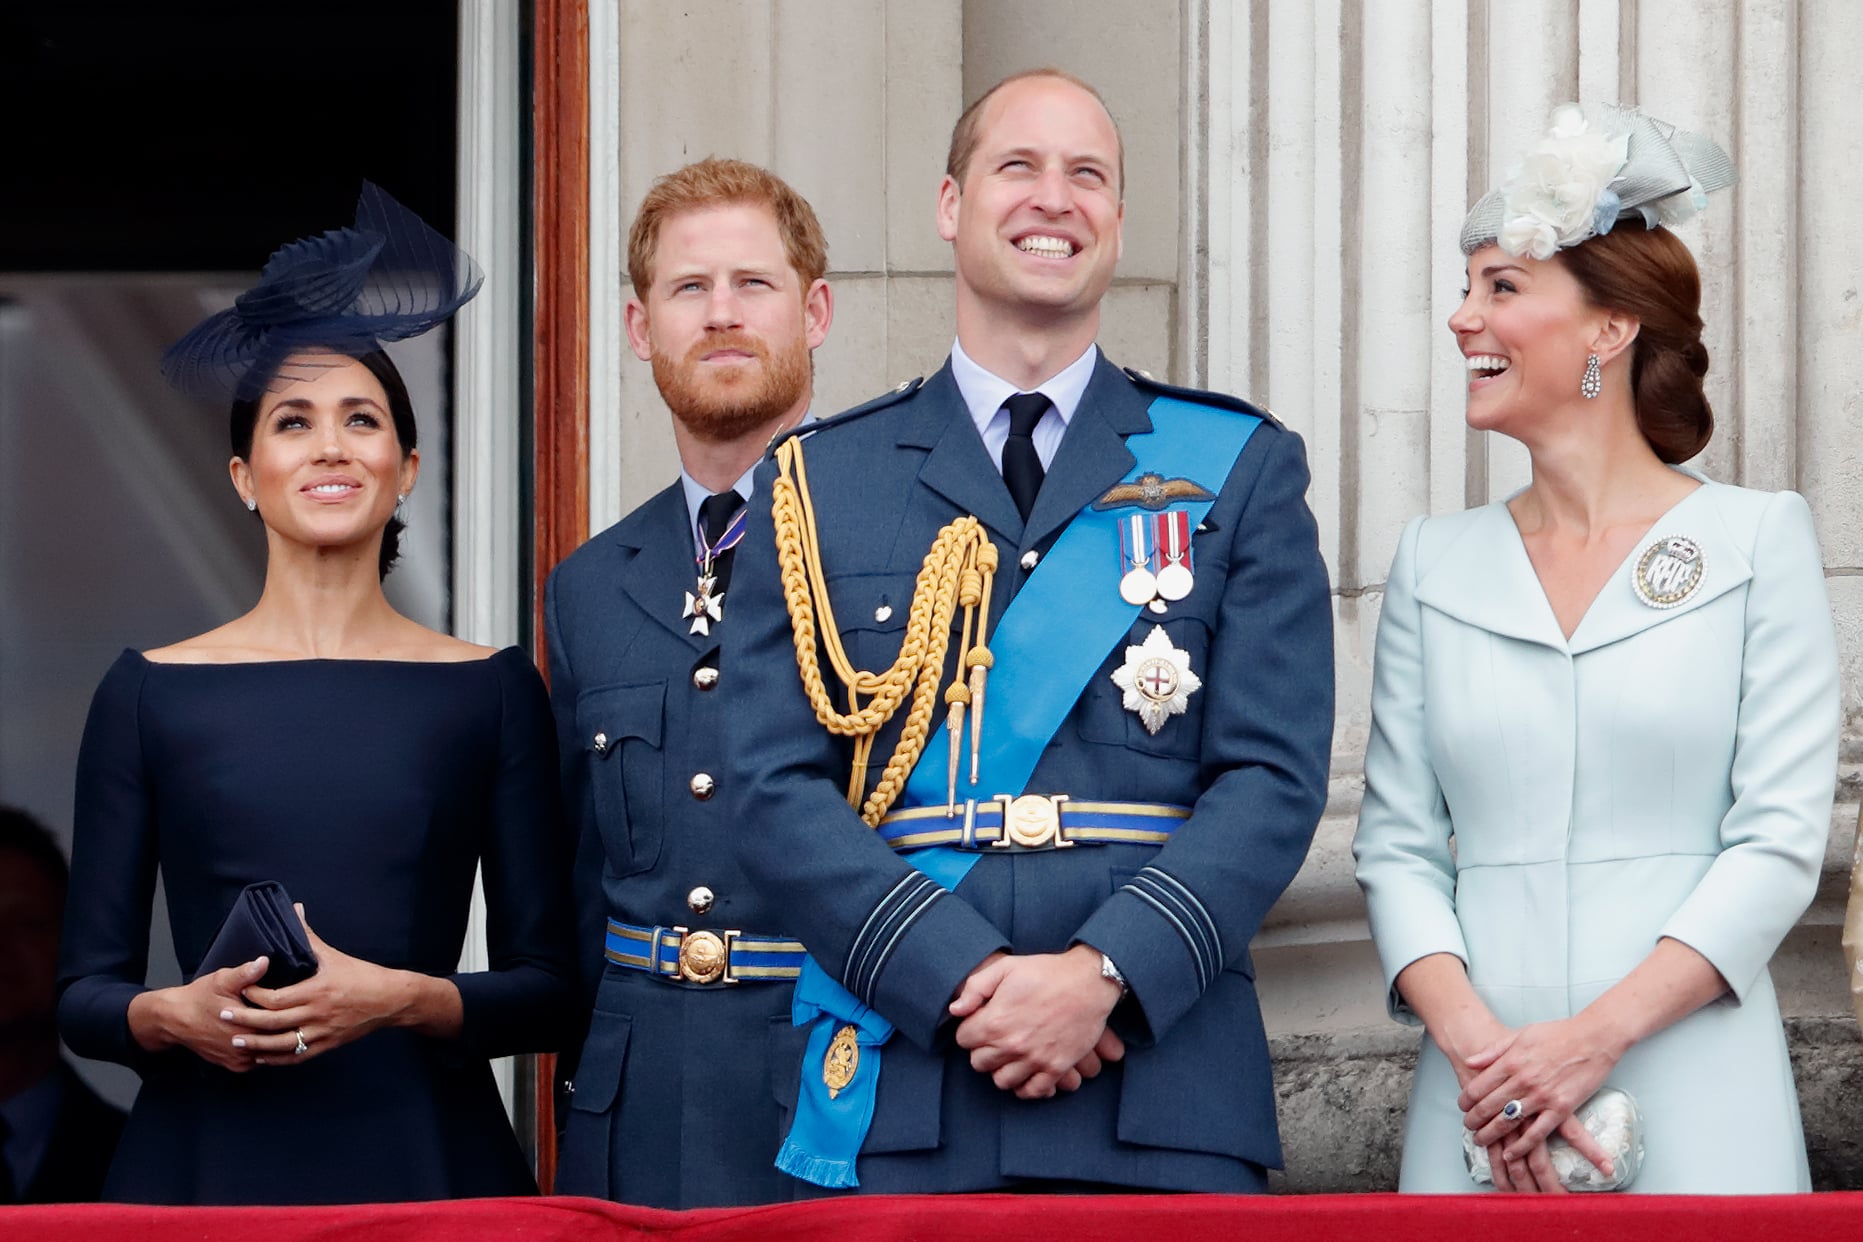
<box><xmin>1110</xmin><ymin>625</ymin><xmax>1201</xmax><ymax>735</ymax></box>
<box><xmin>683</xmin><ymin>575</ymin><xmax>724</xmax><ymax>636</ymax></box>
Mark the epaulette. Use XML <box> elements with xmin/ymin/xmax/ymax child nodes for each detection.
<box><xmin>768</xmin><ymin>377</ymin><xmax>926</xmax><ymax>456</ymax></box>
<box><xmin>1121</xmin><ymin>367</ymin><xmax>1285</xmax><ymax>430</ymax></box>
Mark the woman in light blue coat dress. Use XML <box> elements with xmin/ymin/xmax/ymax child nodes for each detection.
<box><xmin>1353</xmin><ymin>106</ymin><xmax>1839</xmax><ymax>1194</ymax></box>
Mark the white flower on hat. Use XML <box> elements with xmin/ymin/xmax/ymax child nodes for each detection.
<box><xmin>1496</xmin><ymin>105</ymin><xmax>1631</xmax><ymax>259</ymax></box>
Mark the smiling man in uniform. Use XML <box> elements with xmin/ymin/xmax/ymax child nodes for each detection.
<box><xmin>720</xmin><ymin>70</ymin><xmax>1334</xmax><ymax>1193</ymax></box>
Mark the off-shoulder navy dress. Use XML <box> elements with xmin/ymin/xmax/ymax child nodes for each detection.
<box><xmin>56</xmin><ymin>647</ymin><xmax>577</xmax><ymax>1204</ymax></box>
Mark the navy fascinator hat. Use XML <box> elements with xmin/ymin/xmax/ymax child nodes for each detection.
<box><xmin>161</xmin><ymin>182</ymin><xmax>482</xmax><ymax>401</ymax></box>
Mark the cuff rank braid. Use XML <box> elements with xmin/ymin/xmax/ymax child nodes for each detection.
<box><xmin>1122</xmin><ymin>865</ymin><xmax>1223</xmax><ymax>991</ymax></box>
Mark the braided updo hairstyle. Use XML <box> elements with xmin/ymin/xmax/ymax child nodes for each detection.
<box><xmin>1556</xmin><ymin>220</ymin><xmax>1712</xmax><ymax>463</ymax></box>
<box><xmin>229</xmin><ymin>348</ymin><xmax>417</xmax><ymax>580</ymax></box>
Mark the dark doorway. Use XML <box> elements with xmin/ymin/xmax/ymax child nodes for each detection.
<box><xmin>1</xmin><ymin>1</ymin><xmax>457</xmax><ymax>272</ymax></box>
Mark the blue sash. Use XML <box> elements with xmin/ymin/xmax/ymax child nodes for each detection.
<box><xmin>775</xmin><ymin>396</ymin><xmax>1262</xmax><ymax>1186</ymax></box>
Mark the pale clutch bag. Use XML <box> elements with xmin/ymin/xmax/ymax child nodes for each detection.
<box><xmin>1463</xmin><ymin>1086</ymin><xmax>1644</xmax><ymax>1191</ymax></box>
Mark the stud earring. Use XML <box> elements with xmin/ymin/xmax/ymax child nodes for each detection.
<box><xmin>244</xmin><ymin>496</ymin><xmax>257</xmax><ymax>512</ymax></box>
<box><xmin>1581</xmin><ymin>353</ymin><xmax>1602</xmax><ymax>400</ymax></box>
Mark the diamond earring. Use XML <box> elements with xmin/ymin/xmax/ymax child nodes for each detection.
<box><xmin>1581</xmin><ymin>353</ymin><xmax>1602</xmax><ymax>399</ymax></box>
<box><xmin>244</xmin><ymin>496</ymin><xmax>257</xmax><ymax>512</ymax></box>
<box><xmin>394</xmin><ymin>492</ymin><xmax>408</xmax><ymax>522</ymax></box>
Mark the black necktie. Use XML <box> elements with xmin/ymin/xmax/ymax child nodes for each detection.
<box><xmin>1001</xmin><ymin>392</ymin><xmax>1049</xmax><ymax>522</ymax></box>
<box><xmin>698</xmin><ymin>491</ymin><xmax>746</xmax><ymax>601</ymax></box>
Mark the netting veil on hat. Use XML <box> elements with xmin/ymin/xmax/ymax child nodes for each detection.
<box><xmin>161</xmin><ymin>182</ymin><xmax>483</xmax><ymax>401</ymax></box>
<box><xmin>1460</xmin><ymin>104</ymin><xmax>1736</xmax><ymax>259</ymax></box>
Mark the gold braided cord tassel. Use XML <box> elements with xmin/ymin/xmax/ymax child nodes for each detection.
<box><xmin>772</xmin><ymin>436</ymin><xmax>998</xmax><ymax>826</ymax></box>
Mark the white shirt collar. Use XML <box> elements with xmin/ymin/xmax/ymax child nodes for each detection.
<box><xmin>949</xmin><ymin>337</ymin><xmax>1098</xmax><ymax>437</ymax></box>
<box><xmin>675</xmin><ymin>408</ymin><xmax>814</xmax><ymax>551</ymax></box>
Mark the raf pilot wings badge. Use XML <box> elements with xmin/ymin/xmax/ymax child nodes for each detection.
<box><xmin>1091</xmin><ymin>471</ymin><xmax>1214</xmax><ymax>512</ymax></box>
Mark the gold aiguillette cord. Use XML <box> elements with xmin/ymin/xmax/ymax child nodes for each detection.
<box><xmin>772</xmin><ymin>436</ymin><xmax>998</xmax><ymax>825</ymax></box>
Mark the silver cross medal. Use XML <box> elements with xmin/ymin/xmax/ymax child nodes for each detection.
<box><xmin>683</xmin><ymin>572</ymin><xmax>723</xmax><ymax>636</ymax></box>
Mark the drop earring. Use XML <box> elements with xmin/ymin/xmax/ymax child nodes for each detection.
<box><xmin>1581</xmin><ymin>353</ymin><xmax>1602</xmax><ymax>400</ymax></box>
<box><xmin>395</xmin><ymin>492</ymin><xmax>408</xmax><ymax>522</ymax></box>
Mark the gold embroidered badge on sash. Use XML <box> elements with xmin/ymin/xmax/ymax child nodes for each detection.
<box><xmin>823</xmin><ymin>1024</ymin><xmax>860</xmax><ymax>1099</ymax></box>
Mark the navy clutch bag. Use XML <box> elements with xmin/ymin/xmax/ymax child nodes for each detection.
<box><xmin>194</xmin><ymin>881</ymin><xmax>319</xmax><ymax>989</ymax></box>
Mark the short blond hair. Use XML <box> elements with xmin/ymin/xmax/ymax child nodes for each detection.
<box><xmin>627</xmin><ymin>157</ymin><xmax>829</xmax><ymax>295</ymax></box>
<box><xmin>945</xmin><ymin>68</ymin><xmax>1125</xmax><ymax>199</ymax></box>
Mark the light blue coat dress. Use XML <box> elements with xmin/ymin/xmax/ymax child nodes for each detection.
<box><xmin>1354</xmin><ymin>475</ymin><xmax>1838</xmax><ymax>1193</ymax></box>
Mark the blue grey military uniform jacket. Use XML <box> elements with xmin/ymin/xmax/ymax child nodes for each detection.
<box><xmin>718</xmin><ymin>354</ymin><xmax>1334</xmax><ymax>1192</ymax></box>
<box><xmin>547</xmin><ymin>485</ymin><xmax>807</xmax><ymax>1208</ymax></box>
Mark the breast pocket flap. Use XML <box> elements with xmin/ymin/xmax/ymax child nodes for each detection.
<box><xmin>575</xmin><ymin>681</ymin><xmax>666</xmax><ymax>755</ymax></box>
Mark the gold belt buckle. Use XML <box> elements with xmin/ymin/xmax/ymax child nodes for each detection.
<box><xmin>673</xmin><ymin>926</ymin><xmax>740</xmax><ymax>984</ymax></box>
<box><xmin>991</xmin><ymin>793</ymin><xmax>1073</xmax><ymax>850</ymax></box>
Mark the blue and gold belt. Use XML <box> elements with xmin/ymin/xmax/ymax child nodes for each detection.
<box><xmin>876</xmin><ymin>795</ymin><xmax>1189</xmax><ymax>853</ymax></box>
<box><xmin>604</xmin><ymin>918</ymin><xmax>805</xmax><ymax>985</ymax></box>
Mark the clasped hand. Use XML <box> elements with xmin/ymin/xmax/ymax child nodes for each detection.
<box><xmin>1457</xmin><ymin>1016</ymin><xmax>1620</xmax><ymax>1187</ymax></box>
<box><xmin>152</xmin><ymin>906</ymin><xmax>421</xmax><ymax>1070</ymax></box>
<box><xmin>949</xmin><ymin>945</ymin><xmax>1125</xmax><ymax>1100</ymax></box>
<box><xmin>227</xmin><ymin>906</ymin><xmax>424</xmax><ymax>1065</ymax></box>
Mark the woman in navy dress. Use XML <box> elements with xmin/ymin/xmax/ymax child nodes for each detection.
<box><xmin>55</xmin><ymin>187</ymin><xmax>577</xmax><ymax>1204</ymax></box>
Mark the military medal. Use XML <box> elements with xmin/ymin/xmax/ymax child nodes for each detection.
<box><xmin>1116</xmin><ymin>510</ymin><xmax>1199</xmax><ymax>610</ymax></box>
<box><xmin>1110</xmin><ymin>625</ymin><xmax>1202</xmax><ymax>734</ymax></box>
<box><xmin>1154</xmin><ymin>510</ymin><xmax>1195</xmax><ymax>601</ymax></box>
<box><xmin>1118</xmin><ymin>514</ymin><xmax>1159</xmax><ymax>604</ymax></box>
<box><xmin>683</xmin><ymin>577</ymin><xmax>723</xmax><ymax>636</ymax></box>
<box><xmin>683</xmin><ymin>504</ymin><xmax>748</xmax><ymax>636</ymax></box>
<box><xmin>1631</xmin><ymin>533</ymin><xmax>1705</xmax><ymax>609</ymax></box>
<box><xmin>1098</xmin><ymin>474</ymin><xmax>1216</xmax><ymax>614</ymax></box>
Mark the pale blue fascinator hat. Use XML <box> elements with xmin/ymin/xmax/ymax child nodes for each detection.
<box><xmin>1460</xmin><ymin>104</ymin><xmax>1737</xmax><ymax>259</ymax></box>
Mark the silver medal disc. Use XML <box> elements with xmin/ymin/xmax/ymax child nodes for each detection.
<box><xmin>1155</xmin><ymin>563</ymin><xmax>1194</xmax><ymax>602</ymax></box>
<box><xmin>1119</xmin><ymin>567</ymin><xmax>1159</xmax><ymax>606</ymax></box>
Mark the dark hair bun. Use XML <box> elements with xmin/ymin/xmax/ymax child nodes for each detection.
<box><xmin>379</xmin><ymin>514</ymin><xmax>406</xmax><ymax>579</ymax></box>
<box><xmin>1631</xmin><ymin>340</ymin><xmax>1712</xmax><ymax>464</ymax></box>
<box><xmin>1558</xmin><ymin>222</ymin><xmax>1713</xmax><ymax>464</ymax></box>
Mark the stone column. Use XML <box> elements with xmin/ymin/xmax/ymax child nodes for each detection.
<box><xmin>1196</xmin><ymin>0</ymin><xmax>1863</xmax><ymax>1189</ymax></box>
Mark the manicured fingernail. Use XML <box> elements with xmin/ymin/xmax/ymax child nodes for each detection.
<box><xmin>220</xmin><ymin>1009</ymin><xmax>234</xmax><ymax>1021</ymax></box>
<box><xmin>232</xmin><ymin>1037</ymin><xmax>247</xmax><ymax>1048</ymax></box>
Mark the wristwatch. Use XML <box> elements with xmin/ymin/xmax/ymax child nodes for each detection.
<box><xmin>1099</xmin><ymin>952</ymin><xmax>1129</xmax><ymax>996</ymax></box>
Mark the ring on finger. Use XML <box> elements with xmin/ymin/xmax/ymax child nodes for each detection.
<box><xmin>1500</xmin><ymin>1098</ymin><xmax>1524</xmax><ymax>1122</ymax></box>
<box><xmin>293</xmin><ymin>1029</ymin><xmax>310</xmax><ymax>1056</ymax></box>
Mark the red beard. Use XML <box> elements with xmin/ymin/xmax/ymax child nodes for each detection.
<box><xmin>651</xmin><ymin>329</ymin><xmax>811</xmax><ymax>443</ymax></box>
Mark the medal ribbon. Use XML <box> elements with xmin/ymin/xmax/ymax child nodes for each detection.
<box><xmin>778</xmin><ymin>395</ymin><xmax>1263</xmax><ymax>1189</ymax></box>
<box><xmin>1118</xmin><ymin>513</ymin><xmax>1156</xmax><ymax>575</ymax></box>
<box><xmin>695</xmin><ymin>505</ymin><xmax>749</xmax><ymax>575</ymax></box>
<box><xmin>1157</xmin><ymin>509</ymin><xmax>1191</xmax><ymax>572</ymax></box>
